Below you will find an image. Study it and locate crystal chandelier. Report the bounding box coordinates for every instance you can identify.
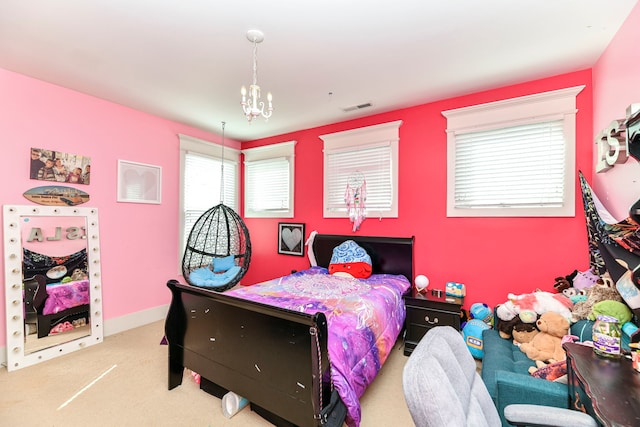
[240,29,273,122]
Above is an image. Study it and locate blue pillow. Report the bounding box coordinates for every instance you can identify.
[213,255,235,273]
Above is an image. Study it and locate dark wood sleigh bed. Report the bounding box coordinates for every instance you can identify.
[164,234,414,426]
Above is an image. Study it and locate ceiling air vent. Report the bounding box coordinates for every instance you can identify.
[342,102,373,113]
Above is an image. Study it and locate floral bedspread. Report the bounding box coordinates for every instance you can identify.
[225,266,410,427]
[43,279,90,315]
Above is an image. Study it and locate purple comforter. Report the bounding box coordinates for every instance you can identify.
[225,267,410,427]
[42,280,90,315]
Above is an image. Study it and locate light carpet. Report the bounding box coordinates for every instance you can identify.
[0,320,415,426]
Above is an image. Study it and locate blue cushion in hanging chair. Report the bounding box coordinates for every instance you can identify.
[188,266,243,288]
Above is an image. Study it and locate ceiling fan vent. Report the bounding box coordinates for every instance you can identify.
[342,102,373,112]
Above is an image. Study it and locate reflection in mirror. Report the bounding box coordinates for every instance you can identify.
[3,205,103,371]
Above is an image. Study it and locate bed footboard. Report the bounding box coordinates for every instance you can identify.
[165,279,331,427]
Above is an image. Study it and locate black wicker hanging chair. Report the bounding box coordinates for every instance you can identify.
[182,203,251,291]
[181,122,252,291]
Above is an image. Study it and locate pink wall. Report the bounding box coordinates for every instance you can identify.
[242,70,594,312]
[0,68,240,348]
[592,1,640,220]
[5,6,640,349]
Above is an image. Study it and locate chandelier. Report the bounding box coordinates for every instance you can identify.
[240,29,273,122]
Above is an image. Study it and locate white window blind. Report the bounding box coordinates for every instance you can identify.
[179,133,240,259]
[454,120,565,209]
[325,143,392,212]
[443,86,583,217]
[243,141,295,218]
[320,120,402,218]
[184,152,237,242]
[245,157,290,214]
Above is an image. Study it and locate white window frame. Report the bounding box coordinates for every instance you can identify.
[320,120,402,218]
[178,134,240,260]
[242,141,296,218]
[442,86,584,217]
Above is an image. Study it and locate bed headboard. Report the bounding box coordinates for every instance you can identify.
[311,234,415,282]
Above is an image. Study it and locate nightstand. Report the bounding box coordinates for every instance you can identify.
[403,288,464,356]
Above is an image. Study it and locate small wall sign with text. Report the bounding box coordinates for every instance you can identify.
[23,185,90,206]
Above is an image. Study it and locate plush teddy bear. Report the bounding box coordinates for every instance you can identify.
[570,279,623,323]
[519,311,570,362]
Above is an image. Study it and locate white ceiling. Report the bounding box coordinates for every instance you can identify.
[0,1,637,142]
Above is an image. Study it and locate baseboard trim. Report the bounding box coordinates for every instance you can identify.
[1,304,169,368]
[103,304,169,336]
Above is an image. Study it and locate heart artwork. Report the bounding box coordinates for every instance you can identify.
[121,168,159,201]
[281,227,302,251]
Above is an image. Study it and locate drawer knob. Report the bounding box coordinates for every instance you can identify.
[424,316,439,325]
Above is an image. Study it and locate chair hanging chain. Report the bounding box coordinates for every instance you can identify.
[220,121,225,204]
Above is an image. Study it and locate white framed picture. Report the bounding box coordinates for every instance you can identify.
[117,160,162,204]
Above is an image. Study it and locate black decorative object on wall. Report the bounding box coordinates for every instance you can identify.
[278,222,305,256]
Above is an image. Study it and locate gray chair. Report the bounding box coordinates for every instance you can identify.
[402,326,597,427]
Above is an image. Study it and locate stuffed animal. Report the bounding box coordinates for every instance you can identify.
[570,279,623,323]
[462,319,490,359]
[519,311,570,362]
[528,360,567,382]
[572,268,600,291]
[495,307,539,340]
[562,287,587,304]
[553,269,578,293]
[590,300,633,324]
[470,302,493,326]
[498,291,573,324]
[512,322,539,347]
[328,240,372,279]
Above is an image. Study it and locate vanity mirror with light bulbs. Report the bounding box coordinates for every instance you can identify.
[3,205,103,371]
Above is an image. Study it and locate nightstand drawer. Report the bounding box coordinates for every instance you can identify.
[403,291,463,356]
[406,306,460,340]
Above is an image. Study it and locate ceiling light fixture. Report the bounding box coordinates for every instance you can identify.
[240,29,273,122]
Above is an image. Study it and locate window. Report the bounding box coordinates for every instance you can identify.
[178,134,240,255]
[243,141,296,218]
[320,120,402,218]
[442,86,584,217]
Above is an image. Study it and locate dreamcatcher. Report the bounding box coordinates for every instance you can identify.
[345,171,366,231]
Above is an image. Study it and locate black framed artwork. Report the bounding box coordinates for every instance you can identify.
[278,222,305,256]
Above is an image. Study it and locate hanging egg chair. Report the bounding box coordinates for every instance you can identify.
[181,122,252,291]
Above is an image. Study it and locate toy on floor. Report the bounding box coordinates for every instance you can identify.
[462,318,490,359]
[519,311,570,362]
[470,302,493,326]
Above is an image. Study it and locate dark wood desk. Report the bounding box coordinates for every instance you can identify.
[564,342,640,427]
